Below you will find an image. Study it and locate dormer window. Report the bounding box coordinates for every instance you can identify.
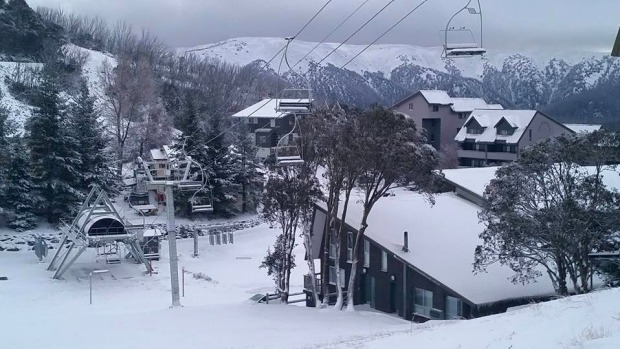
[497,129,514,136]
[432,105,439,112]
[467,127,483,135]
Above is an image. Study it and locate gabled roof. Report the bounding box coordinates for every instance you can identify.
[564,124,602,134]
[451,98,504,113]
[232,98,310,119]
[419,90,453,105]
[391,90,502,112]
[320,190,562,305]
[442,166,620,199]
[455,109,538,144]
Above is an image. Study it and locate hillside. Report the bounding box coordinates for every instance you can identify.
[182,37,620,124]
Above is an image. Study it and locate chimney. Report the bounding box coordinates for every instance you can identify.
[402,231,409,252]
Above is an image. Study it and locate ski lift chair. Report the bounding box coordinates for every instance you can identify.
[276,89,313,114]
[190,191,214,213]
[441,1,486,59]
[274,145,304,166]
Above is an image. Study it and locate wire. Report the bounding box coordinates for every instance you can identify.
[316,0,396,66]
[341,0,431,69]
[291,0,371,71]
[183,0,334,144]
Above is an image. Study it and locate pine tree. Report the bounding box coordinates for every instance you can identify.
[5,137,37,231]
[232,123,264,213]
[0,102,16,214]
[70,79,116,193]
[206,111,241,217]
[27,72,82,223]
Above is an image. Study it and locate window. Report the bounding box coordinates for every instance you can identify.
[467,127,483,135]
[446,296,464,319]
[329,266,345,287]
[363,239,370,267]
[458,112,467,119]
[498,128,513,136]
[529,129,532,141]
[414,288,434,317]
[381,250,388,272]
[408,102,414,110]
[270,119,276,128]
[346,231,354,262]
[329,237,337,260]
[432,105,439,112]
[158,164,167,169]
[250,117,258,124]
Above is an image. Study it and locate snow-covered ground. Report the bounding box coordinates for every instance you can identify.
[1,210,619,348]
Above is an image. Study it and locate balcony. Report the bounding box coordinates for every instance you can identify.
[304,273,322,293]
[457,149,518,162]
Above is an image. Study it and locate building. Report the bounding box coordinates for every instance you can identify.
[564,123,602,134]
[392,90,503,151]
[304,188,563,321]
[232,98,310,159]
[455,110,575,167]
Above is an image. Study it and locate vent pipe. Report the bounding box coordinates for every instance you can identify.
[402,231,409,252]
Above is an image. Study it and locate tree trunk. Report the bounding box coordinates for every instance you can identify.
[333,226,343,310]
[556,256,569,296]
[346,208,369,311]
[302,224,320,307]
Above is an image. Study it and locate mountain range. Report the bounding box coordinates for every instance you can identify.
[182,37,620,125]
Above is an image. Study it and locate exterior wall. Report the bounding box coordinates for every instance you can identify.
[238,114,298,159]
[393,93,466,152]
[306,206,474,322]
[518,112,573,152]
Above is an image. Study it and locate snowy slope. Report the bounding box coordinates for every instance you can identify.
[0,61,40,128]
[180,37,605,80]
[0,45,113,129]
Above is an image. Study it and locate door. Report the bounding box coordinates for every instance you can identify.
[389,281,397,313]
[369,276,376,308]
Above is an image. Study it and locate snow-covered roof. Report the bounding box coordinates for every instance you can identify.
[150,148,168,161]
[455,109,538,144]
[323,190,561,305]
[232,98,311,119]
[442,166,620,199]
[450,98,504,113]
[564,124,602,134]
[419,90,453,105]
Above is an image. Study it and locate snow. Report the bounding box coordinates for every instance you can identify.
[322,190,560,305]
[0,61,41,130]
[565,123,602,134]
[326,288,620,349]
[419,90,452,105]
[180,37,606,80]
[150,147,168,160]
[0,222,407,349]
[454,109,538,144]
[232,98,309,118]
[442,165,620,198]
[450,98,504,113]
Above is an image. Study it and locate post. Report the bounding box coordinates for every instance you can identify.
[182,267,185,297]
[193,230,199,258]
[89,269,109,305]
[166,182,182,308]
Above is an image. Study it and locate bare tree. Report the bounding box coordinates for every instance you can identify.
[100,56,156,178]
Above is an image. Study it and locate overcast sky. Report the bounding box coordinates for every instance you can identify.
[26,0,619,52]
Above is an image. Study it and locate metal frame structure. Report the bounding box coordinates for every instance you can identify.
[441,0,486,58]
[47,186,150,280]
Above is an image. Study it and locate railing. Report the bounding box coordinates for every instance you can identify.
[414,305,444,320]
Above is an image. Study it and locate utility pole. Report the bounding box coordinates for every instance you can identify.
[165,182,181,308]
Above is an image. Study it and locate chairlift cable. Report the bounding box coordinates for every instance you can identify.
[291,0,371,71]
[341,0,431,70]
[183,0,334,144]
[316,0,396,66]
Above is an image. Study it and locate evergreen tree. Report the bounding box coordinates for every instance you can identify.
[232,123,264,213]
[206,111,241,217]
[26,72,82,223]
[5,137,37,231]
[0,102,16,213]
[70,79,116,193]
